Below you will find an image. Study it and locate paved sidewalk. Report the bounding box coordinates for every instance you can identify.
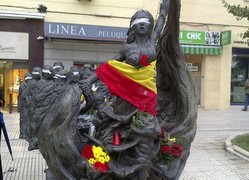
[1,106,249,180]
[181,106,249,180]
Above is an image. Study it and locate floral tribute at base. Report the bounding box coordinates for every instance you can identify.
[158,128,183,166]
[81,144,110,172]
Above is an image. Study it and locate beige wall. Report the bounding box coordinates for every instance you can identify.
[0,0,160,27]
[1,0,248,28]
[181,0,248,27]
[201,55,221,109]
[201,44,232,110]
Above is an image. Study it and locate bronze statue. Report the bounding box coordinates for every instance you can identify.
[53,62,64,73]
[68,65,81,84]
[18,72,32,140]
[27,67,42,150]
[34,0,197,179]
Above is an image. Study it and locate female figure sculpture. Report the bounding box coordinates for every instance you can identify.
[81,2,170,179]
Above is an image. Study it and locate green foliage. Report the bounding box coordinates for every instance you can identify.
[222,0,249,38]
[232,134,249,152]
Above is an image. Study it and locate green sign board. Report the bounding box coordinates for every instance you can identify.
[180,30,206,45]
[221,30,231,45]
[179,30,221,46]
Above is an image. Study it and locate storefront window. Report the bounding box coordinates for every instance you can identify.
[0,61,28,111]
[231,48,249,104]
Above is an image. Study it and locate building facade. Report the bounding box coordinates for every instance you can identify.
[0,0,248,110]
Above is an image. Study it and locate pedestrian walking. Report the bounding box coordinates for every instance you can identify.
[242,73,249,111]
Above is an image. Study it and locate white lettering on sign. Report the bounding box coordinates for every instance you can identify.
[186,63,192,67]
[186,63,198,72]
[188,66,198,72]
[48,24,86,36]
[187,33,201,40]
[98,31,127,39]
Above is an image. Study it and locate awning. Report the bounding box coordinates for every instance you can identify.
[181,45,223,55]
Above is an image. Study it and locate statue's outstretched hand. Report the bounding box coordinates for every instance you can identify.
[160,0,170,17]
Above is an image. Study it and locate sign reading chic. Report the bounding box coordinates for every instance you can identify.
[180,30,221,46]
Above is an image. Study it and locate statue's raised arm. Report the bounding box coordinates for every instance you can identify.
[151,0,170,42]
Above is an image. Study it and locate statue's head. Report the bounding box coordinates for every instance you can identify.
[55,69,68,83]
[130,10,154,32]
[126,10,154,43]
[68,65,80,84]
[80,64,94,80]
[24,72,32,82]
[31,67,42,80]
[42,65,55,80]
[53,62,64,73]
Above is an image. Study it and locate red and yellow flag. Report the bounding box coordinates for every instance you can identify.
[95,60,157,116]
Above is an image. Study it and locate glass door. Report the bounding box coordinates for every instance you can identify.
[231,56,249,104]
[0,61,28,112]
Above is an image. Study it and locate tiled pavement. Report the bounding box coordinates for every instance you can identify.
[1,106,249,180]
[181,106,249,180]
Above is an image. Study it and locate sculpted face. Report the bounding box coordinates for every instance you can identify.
[42,65,55,80]
[24,72,33,82]
[130,10,154,36]
[32,67,42,80]
[132,18,151,36]
[55,69,68,83]
[53,62,64,73]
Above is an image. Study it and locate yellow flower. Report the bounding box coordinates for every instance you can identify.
[88,158,96,165]
[169,137,176,143]
[98,157,106,163]
[105,156,110,162]
[91,146,110,163]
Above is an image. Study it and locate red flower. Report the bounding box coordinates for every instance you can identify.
[81,144,94,160]
[160,145,171,154]
[170,143,183,157]
[93,162,109,172]
[139,55,151,66]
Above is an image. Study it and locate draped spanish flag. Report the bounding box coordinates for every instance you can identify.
[95,60,157,116]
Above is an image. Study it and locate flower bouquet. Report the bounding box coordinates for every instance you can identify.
[81,144,110,173]
[157,128,183,166]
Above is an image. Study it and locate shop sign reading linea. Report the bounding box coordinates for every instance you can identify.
[45,22,128,41]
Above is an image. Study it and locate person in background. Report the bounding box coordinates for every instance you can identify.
[242,73,249,111]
